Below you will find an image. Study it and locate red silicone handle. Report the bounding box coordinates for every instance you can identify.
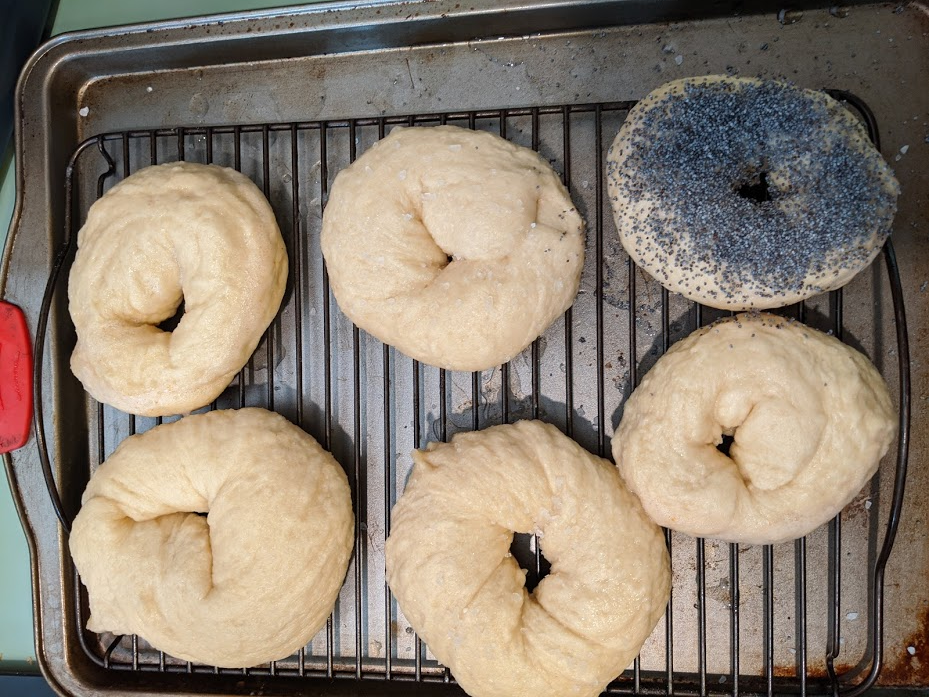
[0,301,32,453]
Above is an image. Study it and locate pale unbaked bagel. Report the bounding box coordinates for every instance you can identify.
[386,421,670,697]
[613,314,896,544]
[69,162,288,416]
[607,76,899,310]
[70,408,353,668]
[321,126,584,371]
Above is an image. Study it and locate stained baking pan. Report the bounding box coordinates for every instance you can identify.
[3,1,928,696]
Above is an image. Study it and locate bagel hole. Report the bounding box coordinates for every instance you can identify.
[445,254,454,266]
[717,433,736,457]
[510,533,552,593]
[157,299,185,333]
[736,171,771,203]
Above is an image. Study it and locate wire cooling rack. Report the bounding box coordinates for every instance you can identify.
[34,94,910,697]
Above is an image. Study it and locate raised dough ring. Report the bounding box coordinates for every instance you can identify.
[69,408,354,668]
[68,162,288,416]
[607,76,899,310]
[386,420,670,697]
[613,313,896,544]
[321,125,584,371]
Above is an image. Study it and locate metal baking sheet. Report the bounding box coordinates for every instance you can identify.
[3,1,927,695]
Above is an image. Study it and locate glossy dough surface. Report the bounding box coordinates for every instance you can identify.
[321,126,584,371]
[386,421,670,697]
[607,76,899,310]
[69,162,288,416]
[613,314,896,544]
[70,408,354,668]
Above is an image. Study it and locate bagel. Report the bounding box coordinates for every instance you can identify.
[613,313,896,544]
[607,76,899,310]
[69,408,353,668]
[385,420,670,697]
[321,125,584,371]
[68,162,288,416]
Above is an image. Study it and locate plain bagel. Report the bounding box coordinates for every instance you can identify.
[69,408,354,668]
[386,420,670,697]
[68,162,288,416]
[612,313,896,544]
[607,76,899,310]
[321,125,584,371]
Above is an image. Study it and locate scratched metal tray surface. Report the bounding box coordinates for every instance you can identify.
[3,2,928,696]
